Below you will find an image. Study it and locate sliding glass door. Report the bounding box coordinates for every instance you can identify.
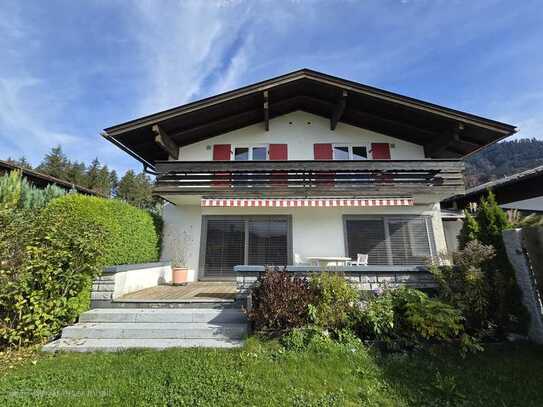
[344,216,435,266]
[202,216,290,278]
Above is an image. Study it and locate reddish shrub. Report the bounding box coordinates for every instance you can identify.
[247,267,314,332]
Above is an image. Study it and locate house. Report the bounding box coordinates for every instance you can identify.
[0,159,97,195]
[102,69,517,284]
[443,164,543,214]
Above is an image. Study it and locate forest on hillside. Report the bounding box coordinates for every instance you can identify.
[465,138,543,188]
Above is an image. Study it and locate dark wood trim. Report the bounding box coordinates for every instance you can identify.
[330,90,347,130]
[263,91,269,131]
[425,123,464,156]
[152,125,179,159]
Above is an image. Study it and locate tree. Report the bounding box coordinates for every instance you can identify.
[37,146,68,178]
[458,190,527,334]
[65,161,87,187]
[85,158,101,191]
[117,170,156,209]
[6,156,32,170]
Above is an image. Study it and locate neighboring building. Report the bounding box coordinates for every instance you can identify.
[0,159,97,196]
[103,69,516,282]
[443,165,543,214]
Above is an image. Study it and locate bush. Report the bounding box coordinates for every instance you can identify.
[356,288,472,352]
[430,241,495,334]
[0,193,162,348]
[0,207,104,347]
[308,272,359,331]
[0,170,66,210]
[280,326,333,352]
[457,191,528,334]
[43,194,162,266]
[247,268,314,332]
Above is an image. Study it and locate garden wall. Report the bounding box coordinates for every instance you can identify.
[235,265,436,293]
[91,262,172,308]
[503,228,543,344]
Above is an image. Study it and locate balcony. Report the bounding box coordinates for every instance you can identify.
[153,159,464,198]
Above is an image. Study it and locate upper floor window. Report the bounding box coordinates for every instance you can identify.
[333,145,368,160]
[234,146,268,161]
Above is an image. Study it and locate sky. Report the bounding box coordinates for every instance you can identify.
[1,0,542,175]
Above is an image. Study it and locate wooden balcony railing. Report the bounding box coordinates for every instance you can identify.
[153,160,464,197]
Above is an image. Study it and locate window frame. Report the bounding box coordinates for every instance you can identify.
[231,144,269,161]
[342,215,436,266]
[332,144,370,160]
[199,215,293,278]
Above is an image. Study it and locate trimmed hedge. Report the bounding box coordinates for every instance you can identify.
[43,194,162,267]
[0,194,162,347]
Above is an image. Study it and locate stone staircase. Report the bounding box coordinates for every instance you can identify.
[43,307,247,352]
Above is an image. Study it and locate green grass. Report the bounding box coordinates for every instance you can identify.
[1,339,542,406]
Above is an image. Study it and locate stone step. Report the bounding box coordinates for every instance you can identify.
[62,322,247,339]
[43,338,244,352]
[79,308,247,324]
[91,300,243,309]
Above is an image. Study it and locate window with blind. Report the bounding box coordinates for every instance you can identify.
[344,216,435,266]
[202,216,290,277]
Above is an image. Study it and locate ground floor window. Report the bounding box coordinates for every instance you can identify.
[344,216,436,266]
[201,216,291,277]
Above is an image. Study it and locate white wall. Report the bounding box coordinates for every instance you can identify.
[178,111,426,161]
[160,201,447,280]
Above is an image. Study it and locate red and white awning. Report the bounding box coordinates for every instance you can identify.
[201,198,414,208]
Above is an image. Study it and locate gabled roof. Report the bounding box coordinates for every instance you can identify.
[103,69,517,169]
[0,160,98,196]
[443,165,543,209]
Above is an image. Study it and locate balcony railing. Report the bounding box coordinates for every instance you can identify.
[153,159,464,197]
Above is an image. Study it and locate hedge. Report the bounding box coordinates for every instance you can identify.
[0,194,162,347]
[42,194,162,267]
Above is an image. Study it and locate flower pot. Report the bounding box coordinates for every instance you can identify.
[172,266,189,286]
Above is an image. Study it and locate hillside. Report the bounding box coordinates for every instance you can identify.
[465,138,543,188]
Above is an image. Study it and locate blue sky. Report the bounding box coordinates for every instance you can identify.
[1,0,542,174]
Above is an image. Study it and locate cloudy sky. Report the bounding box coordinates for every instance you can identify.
[1,0,542,174]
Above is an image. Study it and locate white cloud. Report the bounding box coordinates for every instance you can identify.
[130,1,256,114]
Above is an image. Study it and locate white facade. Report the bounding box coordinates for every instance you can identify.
[178,111,426,161]
[161,202,448,281]
[160,111,448,281]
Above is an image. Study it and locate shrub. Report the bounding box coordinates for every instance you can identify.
[430,241,495,334]
[0,193,162,348]
[356,288,471,352]
[308,272,359,331]
[247,268,314,332]
[0,207,104,347]
[43,194,162,266]
[0,170,65,210]
[457,191,528,334]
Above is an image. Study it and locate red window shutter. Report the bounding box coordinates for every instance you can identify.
[212,144,231,160]
[371,143,391,159]
[314,143,333,160]
[269,144,288,160]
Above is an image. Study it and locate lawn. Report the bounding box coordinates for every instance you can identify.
[1,340,542,406]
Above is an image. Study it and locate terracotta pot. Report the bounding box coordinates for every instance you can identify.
[172,266,189,285]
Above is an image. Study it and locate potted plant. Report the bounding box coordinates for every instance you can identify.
[171,229,193,286]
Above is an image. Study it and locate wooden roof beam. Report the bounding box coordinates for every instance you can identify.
[152,125,179,160]
[424,123,466,157]
[330,90,348,130]
[263,91,269,131]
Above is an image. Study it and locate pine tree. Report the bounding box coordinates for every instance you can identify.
[96,165,113,197]
[458,210,479,249]
[65,161,87,187]
[37,146,68,179]
[86,158,101,191]
[6,156,32,170]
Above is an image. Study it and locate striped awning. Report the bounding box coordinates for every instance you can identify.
[201,198,414,208]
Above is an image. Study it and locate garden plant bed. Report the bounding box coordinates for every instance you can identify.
[1,339,543,406]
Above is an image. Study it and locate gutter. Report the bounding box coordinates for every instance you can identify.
[100,131,157,175]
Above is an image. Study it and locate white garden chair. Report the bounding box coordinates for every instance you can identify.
[349,253,368,266]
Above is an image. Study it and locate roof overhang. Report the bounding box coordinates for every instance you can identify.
[103,69,517,170]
